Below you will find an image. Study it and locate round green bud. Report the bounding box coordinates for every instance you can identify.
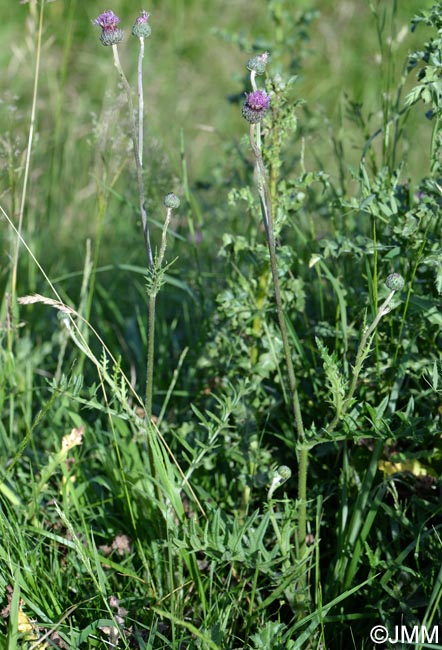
[277,465,292,481]
[267,464,292,498]
[100,28,124,46]
[385,273,405,291]
[164,193,180,209]
[132,11,151,38]
[247,52,269,75]
[132,23,151,38]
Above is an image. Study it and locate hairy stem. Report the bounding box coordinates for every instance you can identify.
[249,127,304,439]
[249,123,308,568]
[111,43,162,508]
[137,37,145,167]
[145,294,156,420]
[111,44,153,268]
[145,207,173,420]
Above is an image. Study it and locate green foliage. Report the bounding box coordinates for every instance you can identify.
[315,337,348,419]
[406,9,442,176]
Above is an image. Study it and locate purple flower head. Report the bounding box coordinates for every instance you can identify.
[93,10,124,46]
[242,90,271,124]
[245,90,270,111]
[132,10,152,38]
[135,10,150,25]
[93,10,121,30]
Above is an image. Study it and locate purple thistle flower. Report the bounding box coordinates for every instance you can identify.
[132,10,152,38]
[135,10,150,25]
[242,90,271,124]
[246,90,270,110]
[93,10,121,30]
[93,10,124,46]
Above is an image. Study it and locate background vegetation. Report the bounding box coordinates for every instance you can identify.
[0,0,441,648]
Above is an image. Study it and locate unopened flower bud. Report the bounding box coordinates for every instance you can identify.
[100,29,124,46]
[247,52,269,75]
[164,193,180,209]
[277,465,292,482]
[385,273,405,291]
[132,10,151,38]
[242,90,271,124]
[268,465,292,499]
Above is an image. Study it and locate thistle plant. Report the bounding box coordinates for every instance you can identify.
[2,3,440,646]
[93,10,153,268]
[242,51,308,565]
[242,52,406,600]
[92,12,179,476]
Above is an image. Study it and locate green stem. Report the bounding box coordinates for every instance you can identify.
[430,114,441,175]
[393,224,429,364]
[248,128,304,437]
[145,294,156,421]
[145,207,172,419]
[9,0,44,352]
[326,290,396,437]
[111,42,163,511]
[111,44,153,407]
[372,216,380,373]
[249,121,308,577]
[297,445,309,559]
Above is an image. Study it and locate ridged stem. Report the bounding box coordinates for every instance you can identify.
[145,207,172,419]
[145,294,156,420]
[249,122,308,570]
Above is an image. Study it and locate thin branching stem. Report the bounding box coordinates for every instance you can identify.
[326,290,396,437]
[111,42,156,422]
[111,44,153,268]
[111,41,160,506]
